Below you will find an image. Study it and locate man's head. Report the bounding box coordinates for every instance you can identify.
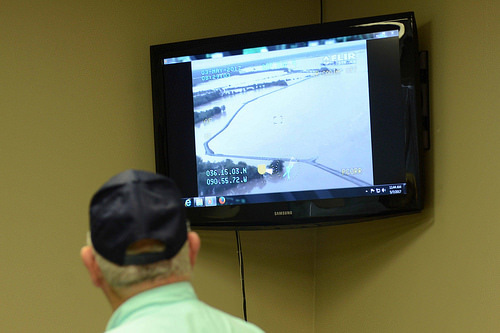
[81,170,200,308]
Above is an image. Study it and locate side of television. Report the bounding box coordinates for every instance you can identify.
[150,12,429,229]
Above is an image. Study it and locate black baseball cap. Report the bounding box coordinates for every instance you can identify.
[89,169,187,266]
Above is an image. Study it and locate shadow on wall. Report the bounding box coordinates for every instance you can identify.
[315,207,434,302]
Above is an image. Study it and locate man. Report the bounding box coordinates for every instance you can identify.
[81,169,264,332]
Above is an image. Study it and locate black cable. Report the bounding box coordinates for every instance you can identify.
[235,230,248,321]
[320,0,324,24]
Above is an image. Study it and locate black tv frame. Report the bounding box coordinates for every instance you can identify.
[151,12,428,229]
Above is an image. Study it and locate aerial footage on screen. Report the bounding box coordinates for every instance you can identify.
[176,37,380,198]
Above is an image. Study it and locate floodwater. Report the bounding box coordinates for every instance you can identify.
[194,66,374,196]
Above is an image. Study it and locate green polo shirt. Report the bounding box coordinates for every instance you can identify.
[105,281,264,332]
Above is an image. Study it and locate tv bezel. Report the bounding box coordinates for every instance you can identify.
[151,12,425,229]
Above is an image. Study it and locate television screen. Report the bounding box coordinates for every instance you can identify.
[151,12,426,229]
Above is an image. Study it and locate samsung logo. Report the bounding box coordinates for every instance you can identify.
[274,210,293,216]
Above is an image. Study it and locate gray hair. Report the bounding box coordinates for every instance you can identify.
[87,234,192,291]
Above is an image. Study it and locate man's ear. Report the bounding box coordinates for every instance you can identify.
[80,246,105,288]
[187,231,201,268]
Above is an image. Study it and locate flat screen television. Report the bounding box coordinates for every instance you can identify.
[151,12,427,229]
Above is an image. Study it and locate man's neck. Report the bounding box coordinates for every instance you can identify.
[107,275,191,311]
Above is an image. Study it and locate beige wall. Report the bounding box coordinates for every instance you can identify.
[316,0,500,332]
[1,0,499,332]
[0,1,317,332]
